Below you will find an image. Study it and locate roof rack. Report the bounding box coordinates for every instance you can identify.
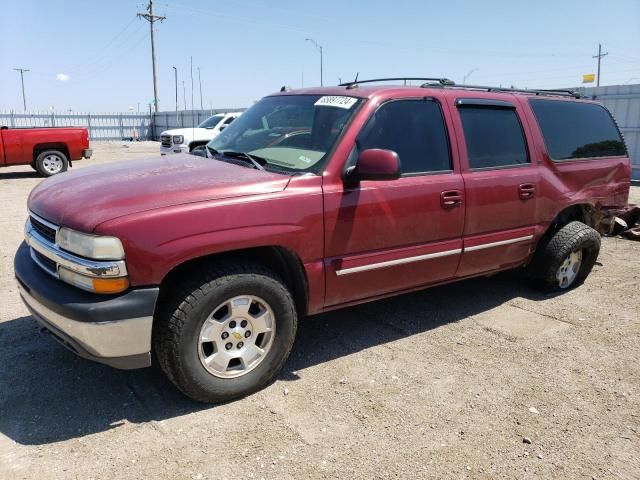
[339,77,455,89]
[336,77,580,98]
[450,84,581,98]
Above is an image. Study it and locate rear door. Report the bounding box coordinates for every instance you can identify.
[449,95,540,277]
[323,97,465,306]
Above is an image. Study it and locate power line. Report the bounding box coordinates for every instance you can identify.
[71,29,149,81]
[13,68,29,111]
[137,0,165,112]
[593,43,608,87]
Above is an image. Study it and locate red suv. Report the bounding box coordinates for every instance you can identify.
[15,78,631,402]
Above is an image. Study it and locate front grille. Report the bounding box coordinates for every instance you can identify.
[161,135,172,147]
[33,249,57,275]
[30,215,57,243]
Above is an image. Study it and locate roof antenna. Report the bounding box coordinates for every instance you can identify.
[346,72,359,90]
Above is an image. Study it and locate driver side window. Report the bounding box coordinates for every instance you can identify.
[358,99,452,175]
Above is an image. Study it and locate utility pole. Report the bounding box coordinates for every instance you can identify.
[172,66,178,122]
[198,67,203,110]
[593,43,608,87]
[13,68,29,111]
[190,56,195,122]
[137,1,165,112]
[305,38,323,87]
[182,80,186,111]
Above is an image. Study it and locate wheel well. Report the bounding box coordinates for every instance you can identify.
[188,141,208,151]
[538,204,598,249]
[159,246,309,315]
[551,204,597,230]
[33,143,69,162]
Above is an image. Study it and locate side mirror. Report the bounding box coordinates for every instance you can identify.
[190,145,208,157]
[346,148,400,184]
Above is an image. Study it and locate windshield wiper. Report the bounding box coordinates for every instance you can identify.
[220,150,266,171]
[206,145,219,158]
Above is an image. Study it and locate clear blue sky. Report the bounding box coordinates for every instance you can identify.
[1,0,639,112]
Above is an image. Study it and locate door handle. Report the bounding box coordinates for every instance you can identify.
[441,190,463,209]
[518,183,536,200]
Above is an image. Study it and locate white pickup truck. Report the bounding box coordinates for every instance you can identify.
[160,112,243,155]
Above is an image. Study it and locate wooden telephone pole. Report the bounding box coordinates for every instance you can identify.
[593,43,608,88]
[137,1,165,112]
[13,67,29,111]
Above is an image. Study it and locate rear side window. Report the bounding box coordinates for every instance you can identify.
[358,99,451,174]
[529,99,626,160]
[458,106,529,169]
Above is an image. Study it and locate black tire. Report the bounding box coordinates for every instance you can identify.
[527,221,601,292]
[30,162,37,171]
[35,150,68,177]
[153,262,297,403]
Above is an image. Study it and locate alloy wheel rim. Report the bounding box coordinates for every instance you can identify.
[198,295,276,378]
[556,248,583,289]
[42,154,63,174]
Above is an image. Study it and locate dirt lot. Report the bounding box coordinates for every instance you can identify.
[0,142,639,479]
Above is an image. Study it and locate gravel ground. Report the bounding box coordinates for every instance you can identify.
[1,142,639,479]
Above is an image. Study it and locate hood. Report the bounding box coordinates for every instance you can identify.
[161,127,211,138]
[28,154,291,232]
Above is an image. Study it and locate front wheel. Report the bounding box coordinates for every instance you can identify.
[527,221,601,292]
[153,263,297,403]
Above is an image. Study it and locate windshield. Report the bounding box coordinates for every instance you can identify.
[199,115,225,129]
[208,95,362,173]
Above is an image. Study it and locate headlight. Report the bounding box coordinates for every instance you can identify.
[56,227,125,260]
[172,135,184,145]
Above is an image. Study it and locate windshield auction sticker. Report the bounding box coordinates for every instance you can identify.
[314,96,358,109]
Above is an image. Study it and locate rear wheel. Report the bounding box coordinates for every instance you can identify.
[35,150,68,177]
[527,221,600,292]
[153,263,297,403]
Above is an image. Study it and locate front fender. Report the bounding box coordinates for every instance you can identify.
[94,175,325,287]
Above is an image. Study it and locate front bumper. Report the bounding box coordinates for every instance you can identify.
[82,148,92,159]
[14,242,159,369]
[160,144,188,155]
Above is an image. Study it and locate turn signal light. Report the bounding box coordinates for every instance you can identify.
[92,277,130,294]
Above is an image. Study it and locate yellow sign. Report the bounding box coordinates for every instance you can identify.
[583,74,595,83]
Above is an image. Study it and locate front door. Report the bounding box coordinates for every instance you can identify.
[323,97,465,307]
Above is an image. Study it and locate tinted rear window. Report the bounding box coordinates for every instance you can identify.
[529,99,626,160]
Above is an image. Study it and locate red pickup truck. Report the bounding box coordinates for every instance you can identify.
[15,79,630,403]
[0,126,91,176]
